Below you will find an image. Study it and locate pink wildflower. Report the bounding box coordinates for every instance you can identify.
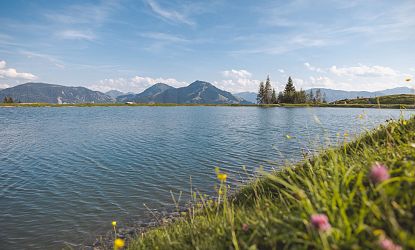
[310,214,331,232]
[242,223,249,232]
[369,163,390,184]
[379,238,402,250]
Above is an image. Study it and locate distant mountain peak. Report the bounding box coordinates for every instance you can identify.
[152,82,172,88]
[105,90,126,99]
[189,80,212,87]
[116,81,251,104]
[141,83,174,95]
[21,82,61,87]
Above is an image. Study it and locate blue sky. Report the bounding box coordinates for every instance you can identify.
[0,0,414,93]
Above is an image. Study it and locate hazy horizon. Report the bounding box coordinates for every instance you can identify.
[1,80,414,95]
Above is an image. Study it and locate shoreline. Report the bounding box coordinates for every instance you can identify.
[83,206,193,250]
[1,103,414,109]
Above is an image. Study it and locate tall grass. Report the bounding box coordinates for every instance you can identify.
[127,117,415,250]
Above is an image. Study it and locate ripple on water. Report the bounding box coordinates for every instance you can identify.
[0,107,413,249]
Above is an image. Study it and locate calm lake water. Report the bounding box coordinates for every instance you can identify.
[0,106,413,249]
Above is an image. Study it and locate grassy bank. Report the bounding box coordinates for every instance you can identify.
[125,117,415,250]
[333,94,415,105]
[1,102,415,109]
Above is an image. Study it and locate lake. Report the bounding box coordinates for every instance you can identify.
[0,106,413,249]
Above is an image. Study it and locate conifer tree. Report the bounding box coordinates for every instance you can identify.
[284,77,296,92]
[283,77,296,103]
[271,88,277,104]
[3,96,13,103]
[277,91,284,103]
[323,93,327,103]
[257,82,265,104]
[295,89,307,104]
[264,75,272,104]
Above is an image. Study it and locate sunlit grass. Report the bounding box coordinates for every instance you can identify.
[126,116,415,250]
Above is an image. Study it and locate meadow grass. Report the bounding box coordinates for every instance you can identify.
[333,94,415,105]
[126,117,415,250]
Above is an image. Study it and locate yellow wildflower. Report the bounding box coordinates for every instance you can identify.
[112,221,117,227]
[214,166,220,174]
[114,238,125,250]
[373,229,385,236]
[286,135,292,139]
[217,173,227,181]
[344,132,349,137]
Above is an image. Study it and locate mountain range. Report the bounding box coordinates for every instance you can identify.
[116,81,251,104]
[0,81,251,104]
[116,83,174,103]
[0,82,114,104]
[1,81,412,104]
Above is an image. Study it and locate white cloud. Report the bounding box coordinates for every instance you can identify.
[304,62,324,73]
[291,77,305,89]
[215,69,264,93]
[89,75,187,93]
[301,74,413,92]
[292,75,358,90]
[145,0,195,26]
[140,32,189,43]
[0,83,10,89]
[222,69,252,79]
[329,64,398,77]
[0,60,37,80]
[214,78,261,94]
[278,69,285,73]
[297,62,413,90]
[308,76,337,88]
[57,30,96,41]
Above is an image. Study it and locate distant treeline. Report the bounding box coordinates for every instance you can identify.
[3,96,14,103]
[256,76,327,104]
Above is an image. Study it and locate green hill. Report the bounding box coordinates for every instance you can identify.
[332,94,415,105]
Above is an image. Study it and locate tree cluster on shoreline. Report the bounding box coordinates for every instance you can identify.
[3,96,14,103]
[256,76,327,104]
